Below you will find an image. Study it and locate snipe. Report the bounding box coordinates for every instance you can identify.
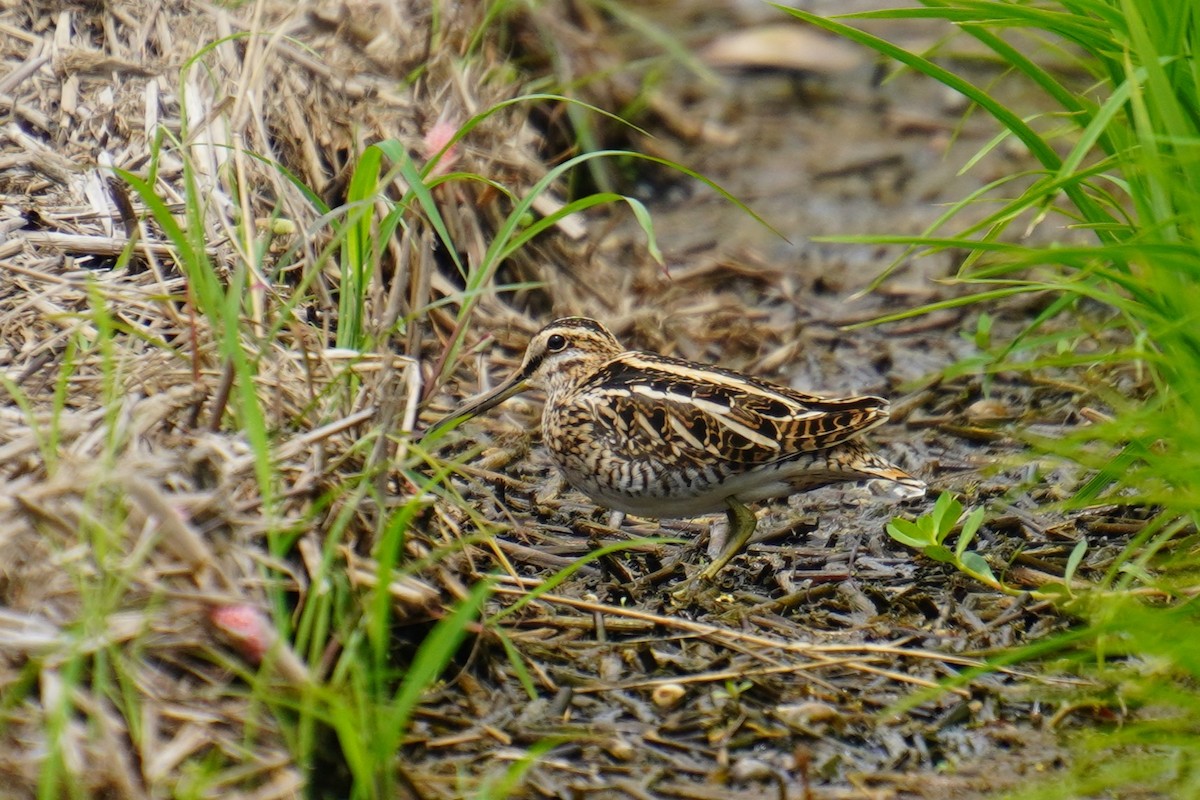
[433,317,925,580]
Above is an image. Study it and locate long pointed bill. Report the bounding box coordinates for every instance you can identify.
[426,371,529,437]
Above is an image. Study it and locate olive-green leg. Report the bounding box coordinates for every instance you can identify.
[698,498,757,581]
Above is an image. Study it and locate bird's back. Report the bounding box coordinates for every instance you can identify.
[569,349,890,468]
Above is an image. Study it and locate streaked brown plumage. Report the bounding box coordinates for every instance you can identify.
[434,317,925,579]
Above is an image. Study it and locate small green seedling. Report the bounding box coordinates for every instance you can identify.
[887,492,1000,590]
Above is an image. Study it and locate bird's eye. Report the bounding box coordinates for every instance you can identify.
[547,333,568,352]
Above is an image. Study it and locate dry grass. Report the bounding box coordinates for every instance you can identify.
[0,1,1145,798]
[0,0,549,795]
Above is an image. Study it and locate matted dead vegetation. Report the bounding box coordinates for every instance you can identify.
[0,1,1152,798]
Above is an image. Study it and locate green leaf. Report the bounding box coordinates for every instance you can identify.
[973,312,993,350]
[1036,582,1071,599]
[924,544,956,564]
[930,492,962,539]
[956,507,987,558]
[620,195,664,264]
[1064,539,1088,585]
[887,519,931,549]
[1117,562,1154,584]
[959,552,998,586]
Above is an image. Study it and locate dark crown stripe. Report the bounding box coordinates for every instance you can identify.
[549,317,615,336]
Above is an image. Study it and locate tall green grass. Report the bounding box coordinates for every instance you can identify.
[781,0,1200,794]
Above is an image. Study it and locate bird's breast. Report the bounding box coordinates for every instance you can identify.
[539,394,738,517]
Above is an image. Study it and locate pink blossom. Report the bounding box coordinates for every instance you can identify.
[423,120,460,177]
[210,604,275,664]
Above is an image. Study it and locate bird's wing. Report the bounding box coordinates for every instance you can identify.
[580,352,889,470]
